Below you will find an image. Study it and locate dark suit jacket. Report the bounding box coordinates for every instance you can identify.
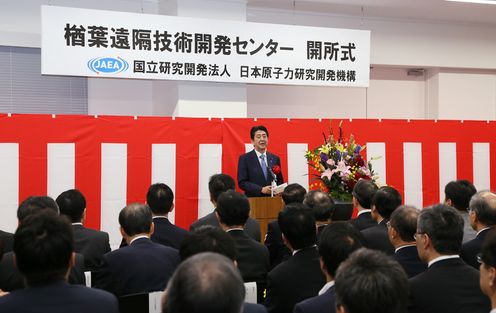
[408,258,491,313]
[72,224,111,271]
[394,245,427,278]
[461,228,491,270]
[0,280,118,313]
[264,246,326,313]
[190,212,262,242]
[264,221,291,269]
[94,237,179,297]
[361,219,394,255]
[238,150,284,197]
[293,285,335,313]
[244,302,268,313]
[0,230,13,255]
[120,217,189,249]
[349,211,376,231]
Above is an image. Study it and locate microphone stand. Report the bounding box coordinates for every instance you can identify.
[268,167,277,197]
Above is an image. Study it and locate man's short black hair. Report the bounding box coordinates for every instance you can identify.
[445,179,477,211]
[417,204,464,255]
[281,183,307,205]
[318,222,363,277]
[216,190,250,227]
[335,248,408,313]
[480,228,496,267]
[147,183,174,215]
[14,210,73,286]
[118,203,153,236]
[278,203,316,250]
[208,174,235,203]
[352,179,378,209]
[163,252,245,313]
[17,196,59,223]
[250,125,269,140]
[179,225,237,262]
[56,189,86,223]
[304,190,335,222]
[389,205,420,242]
[372,186,402,219]
[469,191,496,226]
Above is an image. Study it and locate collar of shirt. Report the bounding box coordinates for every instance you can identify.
[129,235,149,245]
[226,228,244,232]
[254,149,267,166]
[318,281,335,296]
[292,244,317,256]
[477,227,491,236]
[357,209,371,216]
[71,222,83,226]
[490,308,496,313]
[428,255,459,268]
[153,216,168,220]
[395,244,417,254]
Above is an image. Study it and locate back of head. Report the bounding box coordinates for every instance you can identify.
[163,252,245,313]
[318,222,363,277]
[179,225,237,262]
[445,179,477,211]
[119,203,153,236]
[208,174,235,203]
[335,248,408,313]
[418,204,464,255]
[304,190,335,222]
[14,210,73,286]
[469,191,496,227]
[282,183,307,204]
[216,190,250,227]
[389,205,420,242]
[56,189,86,223]
[250,125,269,139]
[372,186,402,219]
[278,203,316,249]
[17,196,59,223]
[352,179,378,209]
[147,183,174,215]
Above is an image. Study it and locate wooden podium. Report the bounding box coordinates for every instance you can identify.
[249,196,284,241]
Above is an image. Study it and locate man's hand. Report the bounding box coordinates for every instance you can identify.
[261,186,272,195]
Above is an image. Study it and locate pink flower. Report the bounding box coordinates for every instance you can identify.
[321,168,336,180]
[326,159,335,166]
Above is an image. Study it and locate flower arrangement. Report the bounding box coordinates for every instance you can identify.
[305,121,378,202]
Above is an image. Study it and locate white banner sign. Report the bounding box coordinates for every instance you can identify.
[41,6,370,87]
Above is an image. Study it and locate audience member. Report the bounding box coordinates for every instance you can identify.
[281,183,307,205]
[461,191,496,269]
[335,248,408,313]
[294,222,363,313]
[56,189,110,271]
[361,186,401,255]
[479,229,496,312]
[445,179,477,242]
[190,173,261,242]
[264,203,326,313]
[303,190,335,239]
[349,179,378,231]
[94,203,180,297]
[409,204,490,313]
[0,211,118,313]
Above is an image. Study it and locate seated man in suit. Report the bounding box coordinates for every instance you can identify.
[335,248,408,313]
[0,196,86,291]
[216,191,269,291]
[479,229,496,312]
[265,183,306,268]
[190,173,261,242]
[461,191,496,269]
[56,189,111,271]
[294,222,363,313]
[238,125,284,197]
[349,179,378,231]
[94,203,180,297]
[0,211,118,313]
[409,204,490,313]
[264,203,326,313]
[303,190,335,240]
[387,205,426,278]
[444,179,477,243]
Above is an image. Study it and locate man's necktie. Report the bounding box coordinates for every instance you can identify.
[260,154,268,181]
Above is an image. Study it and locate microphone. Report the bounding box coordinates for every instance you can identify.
[268,166,277,197]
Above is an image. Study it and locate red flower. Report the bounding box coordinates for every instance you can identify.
[272,165,281,175]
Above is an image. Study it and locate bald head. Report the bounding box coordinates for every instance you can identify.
[469,191,496,228]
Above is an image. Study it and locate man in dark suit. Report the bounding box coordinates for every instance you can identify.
[216,190,269,289]
[0,211,118,313]
[479,229,496,312]
[264,203,326,313]
[56,189,111,271]
[445,179,477,243]
[388,205,426,278]
[190,173,261,242]
[237,125,284,197]
[94,203,180,297]
[294,222,363,313]
[303,190,335,241]
[408,204,490,313]
[361,186,401,255]
[461,191,496,269]
[349,179,378,231]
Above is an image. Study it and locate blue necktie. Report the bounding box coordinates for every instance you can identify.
[260,154,268,181]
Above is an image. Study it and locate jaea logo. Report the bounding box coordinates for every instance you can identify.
[87,57,129,74]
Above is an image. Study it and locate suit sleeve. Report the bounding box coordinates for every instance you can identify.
[68,253,87,286]
[238,154,264,196]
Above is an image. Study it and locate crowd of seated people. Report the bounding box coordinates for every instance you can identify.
[1,175,496,313]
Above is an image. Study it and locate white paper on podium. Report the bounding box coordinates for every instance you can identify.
[272,183,288,195]
[149,291,164,313]
[84,271,91,287]
[244,282,257,303]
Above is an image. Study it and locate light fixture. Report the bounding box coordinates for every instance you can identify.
[445,0,496,5]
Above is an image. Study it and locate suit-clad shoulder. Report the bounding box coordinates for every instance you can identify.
[72,225,110,270]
